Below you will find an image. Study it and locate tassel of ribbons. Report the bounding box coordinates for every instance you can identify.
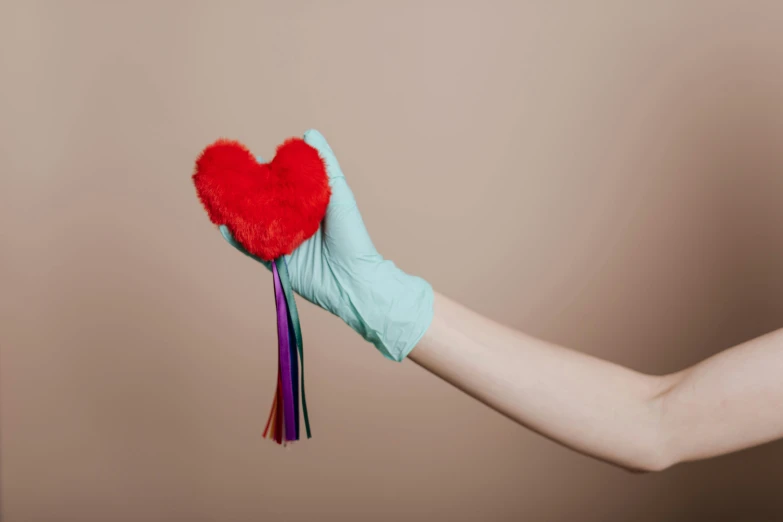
[263,257,312,444]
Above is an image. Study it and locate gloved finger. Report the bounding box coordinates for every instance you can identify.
[303,129,355,207]
[302,130,377,254]
[303,129,343,180]
[219,225,272,270]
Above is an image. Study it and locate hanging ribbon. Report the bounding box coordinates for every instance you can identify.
[262,257,312,444]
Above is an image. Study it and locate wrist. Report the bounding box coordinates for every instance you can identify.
[341,259,434,362]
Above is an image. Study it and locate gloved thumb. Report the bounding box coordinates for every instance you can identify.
[303,129,377,255]
[303,129,356,208]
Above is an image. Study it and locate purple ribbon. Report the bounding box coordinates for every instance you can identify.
[273,261,297,441]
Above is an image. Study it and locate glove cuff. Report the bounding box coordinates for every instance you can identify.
[340,260,434,362]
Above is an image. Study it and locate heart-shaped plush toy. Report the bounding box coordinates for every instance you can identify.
[193,137,331,261]
[192,136,329,444]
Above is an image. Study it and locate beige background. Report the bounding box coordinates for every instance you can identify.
[2,1,783,521]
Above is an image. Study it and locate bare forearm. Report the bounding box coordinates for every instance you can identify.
[408,291,783,471]
[409,292,670,471]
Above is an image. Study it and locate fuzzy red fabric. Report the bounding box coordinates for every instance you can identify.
[193,138,331,261]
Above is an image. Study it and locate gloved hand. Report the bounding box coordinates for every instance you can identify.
[219,129,434,362]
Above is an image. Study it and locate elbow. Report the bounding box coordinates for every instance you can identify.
[595,434,677,473]
[623,453,674,474]
[638,438,680,473]
[611,447,675,474]
[592,452,673,475]
[624,375,679,474]
[620,398,679,473]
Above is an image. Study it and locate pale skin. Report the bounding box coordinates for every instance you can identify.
[408,292,783,472]
[221,131,783,473]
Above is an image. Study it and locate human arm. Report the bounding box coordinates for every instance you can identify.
[221,129,783,472]
[409,292,783,472]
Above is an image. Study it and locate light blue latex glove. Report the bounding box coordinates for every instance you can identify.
[219,129,434,362]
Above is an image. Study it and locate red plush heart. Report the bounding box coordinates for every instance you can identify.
[193,138,331,261]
